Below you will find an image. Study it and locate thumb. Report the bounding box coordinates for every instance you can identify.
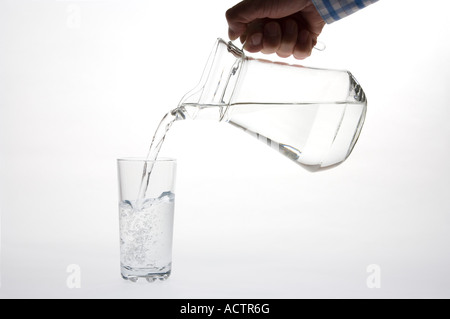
[226,0,310,40]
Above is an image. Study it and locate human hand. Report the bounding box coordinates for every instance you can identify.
[226,0,325,59]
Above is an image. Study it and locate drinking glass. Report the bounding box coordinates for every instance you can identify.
[117,158,176,282]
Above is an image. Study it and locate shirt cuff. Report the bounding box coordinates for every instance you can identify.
[311,0,379,24]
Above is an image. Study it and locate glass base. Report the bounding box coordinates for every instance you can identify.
[121,265,171,283]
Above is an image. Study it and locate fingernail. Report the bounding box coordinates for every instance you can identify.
[250,33,262,46]
[229,29,237,40]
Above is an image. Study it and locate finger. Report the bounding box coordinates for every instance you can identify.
[239,19,264,45]
[261,21,282,54]
[243,20,264,53]
[240,34,247,45]
[226,0,310,40]
[293,29,313,60]
[226,0,262,40]
[277,18,298,58]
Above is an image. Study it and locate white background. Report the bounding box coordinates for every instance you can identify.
[1,0,450,298]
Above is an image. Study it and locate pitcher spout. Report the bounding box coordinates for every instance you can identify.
[175,38,245,121]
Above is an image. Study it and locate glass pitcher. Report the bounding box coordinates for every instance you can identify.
[173,38,367,171]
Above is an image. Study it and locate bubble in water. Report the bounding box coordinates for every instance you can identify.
[119,193,175,271]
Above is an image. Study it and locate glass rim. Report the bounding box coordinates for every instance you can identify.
[117,157,176,163]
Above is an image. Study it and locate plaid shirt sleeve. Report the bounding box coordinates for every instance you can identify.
[311,0,379,24]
